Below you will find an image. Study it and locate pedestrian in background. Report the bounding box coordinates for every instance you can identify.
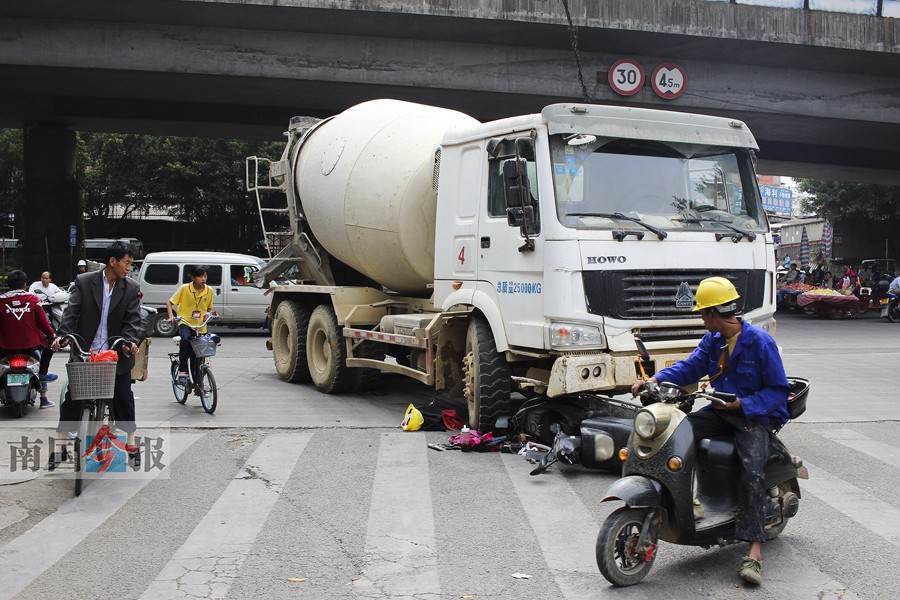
[27,271,60,386]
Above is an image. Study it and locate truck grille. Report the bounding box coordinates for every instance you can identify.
[582,270,767,319]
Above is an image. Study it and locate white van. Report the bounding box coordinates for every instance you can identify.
[138,251,271,336]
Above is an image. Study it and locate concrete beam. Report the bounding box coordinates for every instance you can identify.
[1,1,899,183]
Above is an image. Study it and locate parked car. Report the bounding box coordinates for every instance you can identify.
[138,251,271,336]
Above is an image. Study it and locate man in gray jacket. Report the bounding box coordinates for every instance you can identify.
[50,241,143,469]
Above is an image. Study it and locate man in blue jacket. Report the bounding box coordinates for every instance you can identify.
[631,276,789,586]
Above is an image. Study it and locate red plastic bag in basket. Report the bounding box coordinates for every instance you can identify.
[90,350,119,363]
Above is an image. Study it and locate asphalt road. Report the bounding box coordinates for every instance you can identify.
[0,309,898,599]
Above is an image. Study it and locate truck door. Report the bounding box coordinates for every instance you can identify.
[476,136,545,348]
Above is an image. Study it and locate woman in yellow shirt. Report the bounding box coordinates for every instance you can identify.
[166,265,214,377]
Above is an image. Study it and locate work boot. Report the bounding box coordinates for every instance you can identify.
[740,556,762,585]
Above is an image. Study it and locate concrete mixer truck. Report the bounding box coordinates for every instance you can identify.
[247,99,777,432]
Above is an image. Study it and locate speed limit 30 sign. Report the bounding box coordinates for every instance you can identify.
[608,59,644,96]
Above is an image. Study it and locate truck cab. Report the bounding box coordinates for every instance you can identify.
[434,104,774,396]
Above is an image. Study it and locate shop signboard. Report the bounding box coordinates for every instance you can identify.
[760,185,792,216]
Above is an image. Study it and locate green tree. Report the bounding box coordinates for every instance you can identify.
[799,179,900,260]
[798,179,900,222]
[75,132,282,252]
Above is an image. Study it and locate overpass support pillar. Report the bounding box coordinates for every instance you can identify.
[22,123,81,285]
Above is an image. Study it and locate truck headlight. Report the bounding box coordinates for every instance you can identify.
[549,322,605,350]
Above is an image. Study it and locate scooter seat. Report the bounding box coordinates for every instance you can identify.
[698,436,738,465]
[698,436,785,466]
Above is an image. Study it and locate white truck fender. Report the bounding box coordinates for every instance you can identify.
[468,289,510,353]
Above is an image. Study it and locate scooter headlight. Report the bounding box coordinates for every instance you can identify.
[634,409,658,439]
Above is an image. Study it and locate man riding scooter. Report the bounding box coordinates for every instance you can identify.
[631,276,790,585]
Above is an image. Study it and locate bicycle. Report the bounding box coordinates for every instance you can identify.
[169,314,220,414]
[58,334,132,497]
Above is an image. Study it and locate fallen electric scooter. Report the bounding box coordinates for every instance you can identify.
[505,392,638,475]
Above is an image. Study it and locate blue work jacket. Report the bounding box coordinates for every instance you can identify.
[653,322,791,427]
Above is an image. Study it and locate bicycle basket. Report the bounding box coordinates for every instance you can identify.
[189,335,218,358]
[66,361,117,401]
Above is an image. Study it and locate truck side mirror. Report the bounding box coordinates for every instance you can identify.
[507,205,535,228]
[503,159,531,210]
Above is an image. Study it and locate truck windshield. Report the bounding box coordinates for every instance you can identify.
[551,137,767,234]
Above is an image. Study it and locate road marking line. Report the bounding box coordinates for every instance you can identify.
[502,454,598,599]
[816,428,900,470]
[802,461,900,550]
[353,431,440,598]
[139,432,310,599]
[0,432,203,600]
[763,538,862,600]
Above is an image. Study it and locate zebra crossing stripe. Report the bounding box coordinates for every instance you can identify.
[139,432,310,599]
[802,461,900,550]
[353,431,440,598]
[501,454,598,599]
[816,428,900,470]
[0,433,203,600]
[763,539,862,600]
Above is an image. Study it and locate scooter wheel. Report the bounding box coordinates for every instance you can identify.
[596,507,657,586]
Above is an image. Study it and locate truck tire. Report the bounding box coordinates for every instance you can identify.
[153,313,176,337]
[464,315,511,432]
[306,305,355,393]
[272,300,312,383]
[349,342,385,393]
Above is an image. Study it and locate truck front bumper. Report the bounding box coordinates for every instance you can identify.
[546,350,688,397]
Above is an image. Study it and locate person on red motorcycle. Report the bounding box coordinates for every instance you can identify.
[0,270,56,408]
[631,276,790,585]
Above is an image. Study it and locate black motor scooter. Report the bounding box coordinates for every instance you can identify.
[595,340,810,586]
[0,349,41,418]
[504,393,638,475]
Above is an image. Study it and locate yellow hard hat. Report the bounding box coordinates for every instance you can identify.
[693,277,740,312]
[401,404,424,431]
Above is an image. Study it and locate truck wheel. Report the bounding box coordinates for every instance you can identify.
[349,342,384,393]
[306,305,354,393]
[272,300,312,383]
[463,315,511,432]
[153,313,176,337]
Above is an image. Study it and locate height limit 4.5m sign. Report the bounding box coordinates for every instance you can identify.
[651,62,687,99]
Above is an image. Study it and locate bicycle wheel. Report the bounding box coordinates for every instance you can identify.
[198,366,217,414]
[74,403,91,497]
[171,360,188,404]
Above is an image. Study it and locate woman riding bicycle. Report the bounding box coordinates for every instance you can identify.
[167,265,214,379]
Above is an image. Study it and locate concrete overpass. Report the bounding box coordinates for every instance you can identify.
[1,0,899,184]
[2,0,900,184]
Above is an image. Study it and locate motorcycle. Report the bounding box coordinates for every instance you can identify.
[0,350,42,417]
[36,289,70,330]
[595,339,810,587]
[880,291,900,323]
[507,393,637,476]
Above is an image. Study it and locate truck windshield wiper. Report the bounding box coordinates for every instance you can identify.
[672,216,757,242]
[568,212,667,240]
